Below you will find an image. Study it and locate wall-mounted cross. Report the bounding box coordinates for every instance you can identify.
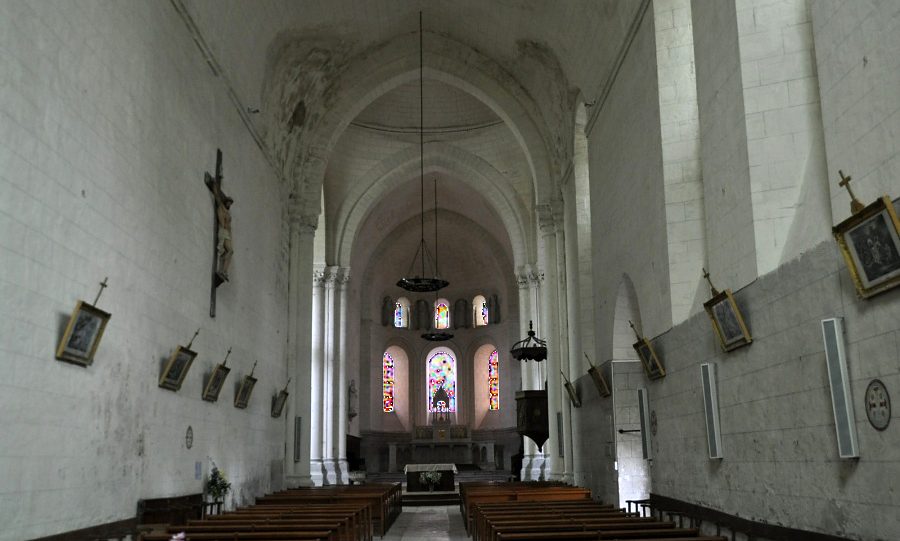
[838,170,865,215]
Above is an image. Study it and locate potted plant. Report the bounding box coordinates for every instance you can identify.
[206,466,231,504]
[418,471,442,492]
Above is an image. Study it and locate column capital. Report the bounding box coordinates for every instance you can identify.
[323,265,341,288]
[528,269,545,286]
[288,200,318,235]
[336,267,351,288]
[313,265,327,286]
[535,200,563,235]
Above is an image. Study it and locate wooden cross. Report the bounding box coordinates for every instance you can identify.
[93,277,109,306]
[204,149,232,317]
[628,320,641,340]
[702,268,719,296]
[838,170,865,215]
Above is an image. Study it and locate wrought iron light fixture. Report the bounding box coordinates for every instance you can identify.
[398,12,448,294]
[510,320,547,362]
[422,180,453,342]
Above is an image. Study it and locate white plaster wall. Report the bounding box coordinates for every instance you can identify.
[737,0,832,273]
[0,2,287,539]
[655,0,707,324]
[589,11,673,361]
[692,0,759,289]
[647,240,900,540]
[812,0,900,223]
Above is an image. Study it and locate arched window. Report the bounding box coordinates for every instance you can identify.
[488,349,500,410]
[393,297,410,328]
[434,299,450,330]
[382,351,395,412]
[426,349,457,412]
[473,294,489,326]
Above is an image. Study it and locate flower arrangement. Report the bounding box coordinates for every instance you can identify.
[418,471,442,490]
[206,467,231,501]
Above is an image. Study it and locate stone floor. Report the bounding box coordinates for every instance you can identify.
[382,505,468,541]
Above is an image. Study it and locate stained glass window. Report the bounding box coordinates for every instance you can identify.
[488,349,500,410]
[383,352,394,412]
[427,350,457,412]
[393,297,410,328]
[434,300,450,330]
[473,295,488,327]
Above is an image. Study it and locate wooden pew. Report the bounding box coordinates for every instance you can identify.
[258,483,400,536]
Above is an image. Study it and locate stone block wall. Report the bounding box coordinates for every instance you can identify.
[648,241,900,540]
[812,0,900,223]
[0,2,288,539]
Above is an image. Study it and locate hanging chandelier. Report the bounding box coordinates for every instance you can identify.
[397,12,449,294]
[422,178,453,342]
[510,321,548,362]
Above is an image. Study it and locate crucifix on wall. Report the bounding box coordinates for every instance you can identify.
[204,149,233,317]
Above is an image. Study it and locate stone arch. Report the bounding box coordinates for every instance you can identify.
[612,273,643,361]
[274,32,555,219]
[334,142,532,267]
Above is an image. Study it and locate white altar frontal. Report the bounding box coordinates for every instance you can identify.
[404,463,458,492]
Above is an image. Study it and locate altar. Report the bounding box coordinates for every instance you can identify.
[404,463,457,492]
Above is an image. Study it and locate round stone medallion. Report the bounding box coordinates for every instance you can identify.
[864,379,891,431]
[185,425,194,449]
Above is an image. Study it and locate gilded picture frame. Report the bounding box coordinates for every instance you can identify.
[634,337,665,380]
[202,363,231,402]
[271,389,289,418]
[56,300,111,366]
[234,374,257,409]
[833,195,900,299]
[159,345,197,391]
[703,289,752,352]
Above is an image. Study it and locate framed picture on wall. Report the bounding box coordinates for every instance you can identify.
[234,373,257,409]
[833,195,900,299]
[202,363,231,402]
[587,364,611,398]
[633,337,665,380]
[271,390,289,418]
[159,345,197,391]
[703,289,752,352]
[56,301,111,366]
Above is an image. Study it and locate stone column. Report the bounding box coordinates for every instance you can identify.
[335,267,350,484]
[537,203,564,481]
[519,265,548,481]
[309,265,326,485]
[562,176,584,485]
[285,207,317,487]
[322,266,339,484]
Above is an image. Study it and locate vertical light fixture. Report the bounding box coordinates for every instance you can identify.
[423,177,453,341]
[398,12,449,294]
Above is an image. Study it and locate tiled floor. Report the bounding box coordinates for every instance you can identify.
[382,505,469,541]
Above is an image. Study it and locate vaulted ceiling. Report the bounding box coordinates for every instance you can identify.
[182,0,642,276]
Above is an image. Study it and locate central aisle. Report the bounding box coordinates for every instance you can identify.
[382,505,468,541]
